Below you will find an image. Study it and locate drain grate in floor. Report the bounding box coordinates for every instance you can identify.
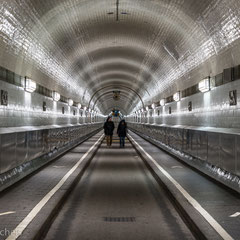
[103,217,136,222]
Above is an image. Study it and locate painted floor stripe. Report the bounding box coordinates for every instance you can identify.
[52,166,65,169]
[230,212,240,218]
[171,166,183,169]
[6,134,104,240]
[0,211,15,216]
[128,134,234,240]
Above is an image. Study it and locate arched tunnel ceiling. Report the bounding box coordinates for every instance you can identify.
[91,89,143,114]
[1,0,240,114]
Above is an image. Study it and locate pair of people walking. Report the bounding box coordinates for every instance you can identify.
[103,117,127,148]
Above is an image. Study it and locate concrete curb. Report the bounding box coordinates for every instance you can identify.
[0,128,102,193]
[17,134,104,240]
[128,133,223,240]
[129,128,240,194]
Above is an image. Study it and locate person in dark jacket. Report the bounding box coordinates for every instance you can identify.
[103,116,115,146]
[117,119,127,148]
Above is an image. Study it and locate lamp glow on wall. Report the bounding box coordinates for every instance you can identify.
[25,78,36,93]
[198,78,210,92]
[173,91,180,102]
[77,103,81,109]
[52,91,60,101]
[160,99,165,106]
[68,99,73,106]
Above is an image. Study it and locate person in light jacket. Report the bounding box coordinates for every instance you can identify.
[117,119,127,148]
[103,116,115,146]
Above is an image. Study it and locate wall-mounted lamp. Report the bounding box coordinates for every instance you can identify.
[198,77,210,92]
[25,78,36,93]
[68,99,73,106]
[151,103,156,109]
[160,99,165,106]
[83,106,87,111]
[77,103,81,109]
[52,91,60,101]
[173,91,180,102]
[146,106,149,111]
[141,108,144,113]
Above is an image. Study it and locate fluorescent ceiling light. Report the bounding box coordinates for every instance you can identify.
[53,91,60,101]
[25,78,36,93]
[173,91,180,102]
[199,78,210,92]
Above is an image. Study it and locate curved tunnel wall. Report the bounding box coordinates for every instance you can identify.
[128,121,240,193]
[128,79,240,129]
[1,0,240,116]
[0,122,103,192]
[0,79,104,127]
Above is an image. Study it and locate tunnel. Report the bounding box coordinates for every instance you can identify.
[0,0,240,239]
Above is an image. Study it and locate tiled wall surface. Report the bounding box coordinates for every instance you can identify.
[2,77,240,129]
[130,79,240,129]
[0,80,103,127]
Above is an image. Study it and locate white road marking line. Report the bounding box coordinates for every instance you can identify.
[128,134,234,240]
[171,166,183,169]
[6,134,104,240]
[0,211,15,216]
[52,166,65,168]
[230,212,240,218]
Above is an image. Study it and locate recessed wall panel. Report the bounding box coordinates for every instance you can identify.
[0,133,16,173]
[220,134,236,173]
[198,131,208,161]
[236,136,240,176]
[16,132,28,166]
